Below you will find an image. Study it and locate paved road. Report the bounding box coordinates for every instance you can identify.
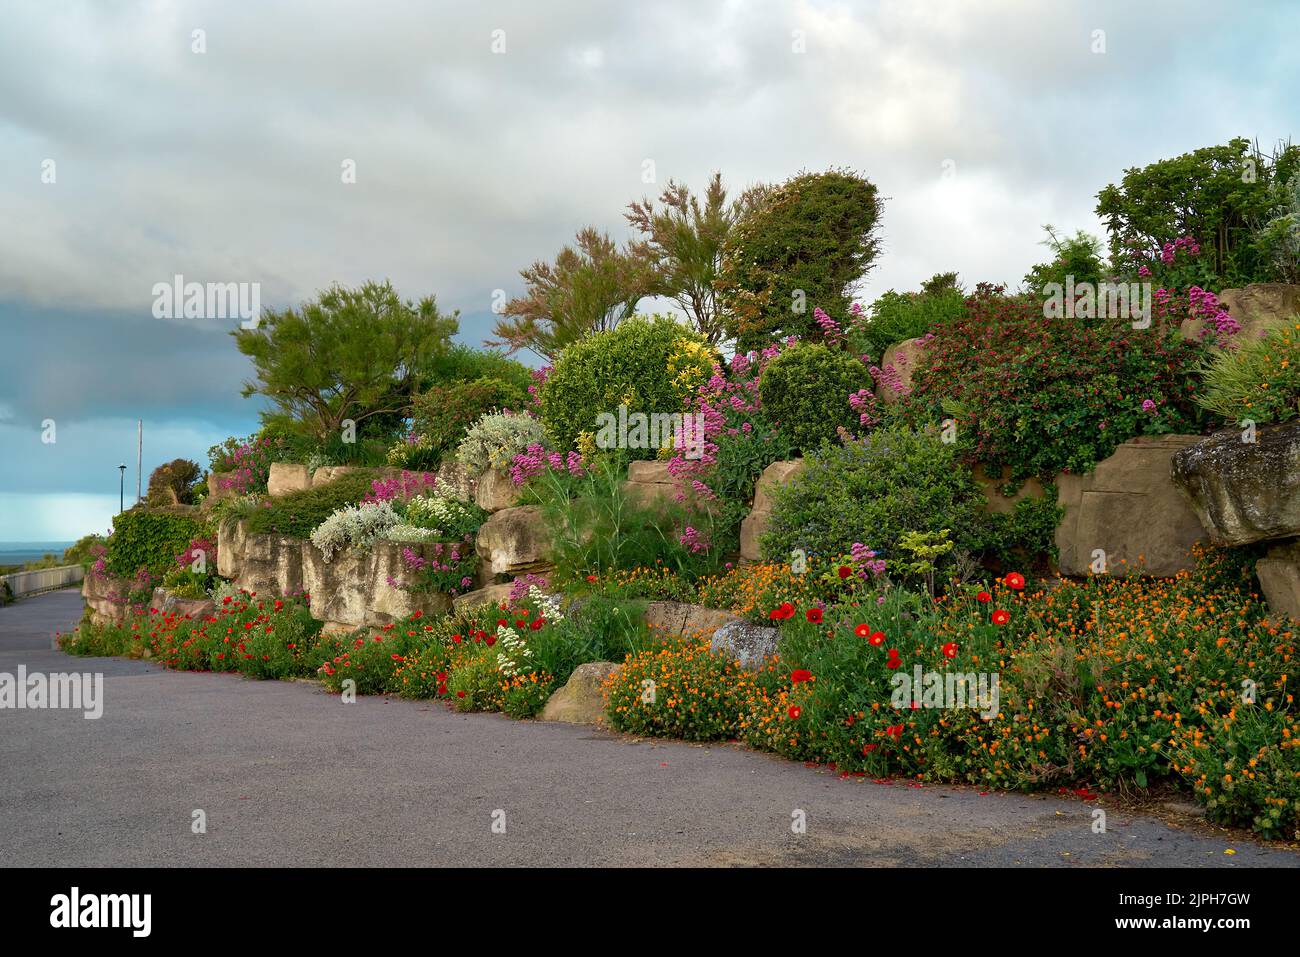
[2,589,1297,867]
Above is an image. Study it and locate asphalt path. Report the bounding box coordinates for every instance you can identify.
[2,589,1296,867]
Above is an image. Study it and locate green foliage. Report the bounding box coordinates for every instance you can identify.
[233,279,459,443]
[145,458,203,506]
[456,410,549,474]
[540,314,715,457]
[757,343,872,452]
[1196,324,1300,425]
[404,376,530,468]
[491,227,658,361]
[106,510,212,578]
[974,486,1063,572]
[761,428,986,578]
[526,594,652,686]
[1021,226,1108,296]
[62,534,107,568]
[853,280,967,361]
[717,168,883,351]
[1096,137,1300,287]
[897,285,1210,481]
[1254,173,1300,284]
[420,343,534,394]
[242,473,375,538]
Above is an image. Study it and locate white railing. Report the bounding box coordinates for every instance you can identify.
[1,564,85,600]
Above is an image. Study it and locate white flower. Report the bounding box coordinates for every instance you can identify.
[310,501,400,562]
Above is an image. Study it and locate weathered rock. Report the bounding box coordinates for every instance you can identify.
[452,582,515,614]
[82,572,130,627]
[476,506,551,577]
[310,465,364,488]
[216,517,247,579]
[474,468,521,512]
[1256,540,1300,622]
[973,465,1046,516]
[710,620,780,670]
[149,587,215,621]
[236,534,305,598]
[740,458,805,563]
[876,336,928,404]
[645,601,739,637]
[539,662,622,725]
[627,460,673,484]
[435,459,476,503]
[205,472,237,504]
[267,462,311,497]
[1220,283,1300,337]
[623,459,678,508]
[1055,435,1206,577]
[302,539,450,630]
[1171,422,1300,547]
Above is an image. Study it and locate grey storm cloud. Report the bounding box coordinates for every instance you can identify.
[0,0,1297,512]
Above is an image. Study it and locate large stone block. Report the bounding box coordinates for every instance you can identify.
[475,506,551,577]
[435,459,476,503]
[474,468,521,512]
[310,465,364,488]
[235,534,304,598]
[1220,283,1300,336]
[1055,435,1205,577]
[973,464,1045,516]
[539,662,622,725]
[149,586,215,621]
[267,462,311,497]
[711,620,780,671]
[302,539,450,631]
[644,601,739,637]
[876,336,928,404]
[740,458,805,563]
[1256,540,1300,623]
[82,572,130,627]
[452,582,515,614]
[216,517,247,579]
[1171,422,1300,547]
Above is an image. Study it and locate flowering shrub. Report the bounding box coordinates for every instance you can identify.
[105,510,213,579]
[392,541,477,596]
[403,375,530,467]
[362,470,436,504]
[509,444,585,486]
[1197,323,1300,425]
[898,284,1209,481]
[399,492,486,539]
[209,434,282,495]
[317,614,434,695]
[757,341,874,452]
[456,411,549,475]
[310,501,400,561]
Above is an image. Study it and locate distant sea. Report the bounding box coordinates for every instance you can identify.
[0,542,75,566]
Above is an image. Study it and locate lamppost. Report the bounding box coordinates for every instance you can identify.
[118,464,127,514]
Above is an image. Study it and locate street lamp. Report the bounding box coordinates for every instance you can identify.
[118,464,127,514]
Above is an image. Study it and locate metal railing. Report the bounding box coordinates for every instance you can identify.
[1,564,85,600]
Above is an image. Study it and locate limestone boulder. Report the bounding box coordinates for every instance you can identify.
[302,539,450,631]
[740,458,805,563]
[710,620,780,671]
[216,517,247,579]
[1220,283,1300,337]
[474,468,521,512]
[1256,540,1300,623]
[82,572,130,627]
[310,465,364,488]
[149,586,215,621]
[435,459,477,503]
[539,662,622,725]
[452,582,515,614]
[476,506,551,577]
[267,462,311,497]
[235,534,304,598]
[623,459,679,508]
[1055,435,1205,577]
[645,601,739,637]
[973,465,1046,516]
[205,472,237,505]
[1170,421,1300,546]
[876,336,928,404]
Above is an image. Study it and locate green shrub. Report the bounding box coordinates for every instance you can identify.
[717,168,883,351]
[852,284,966,362]
[1020,226,1108,298]
[402,376,530,468]
[757,343,873,452]
[145,458,203,506]
[243,472,375,538]
[761,427,985,578]
[62,534,107,568]
[540,315,715,456]
[422,343,534,394]
[106,510,212,578]
[1196,323,1300,425]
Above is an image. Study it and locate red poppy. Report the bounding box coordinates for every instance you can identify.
[861,744,877,754]
[992,609,1010,626]
[436,672,447,682]
[515,619,527,629]
[456,690,466,698]
[788,705,801,719]
[530,618,544,631]
[838,565,852,579]
[941,642,958,659]
[412,609,423,619]
[791,669,813,684]
[869,631,886,646]
[497,619,508,627]
[885,724,903,740]
[1005,572,1025,590]
[976,591,992,603]
[437,683,447,695]
[586,574,598,582]
[886,657,902,670]
[452,634,462,644]
[854,623,870,638]
[485,635,496,647]
[806,608,823,623]
[390,654,403,661]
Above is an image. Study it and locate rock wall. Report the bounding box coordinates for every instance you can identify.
[82,572,130,627]
[1055,435,1206,577]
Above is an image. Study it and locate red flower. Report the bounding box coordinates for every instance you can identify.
[413,609,423,619]
[941,642,957,659]
[805,608,823,623]
[436,672,447,682]
[869,631,885,646]
[586,574,598,582]
[976,591,992,603]
[886,656,902,670]
[1005,572,1025,590]
[992,609,1010,626]
[838,565,852,579]
[861,744,877,754]
[452,634,462,644]
[530,618,544,631]
[437,683,447,695]
[485,635,497,647]
[854,623,870,638]
[791,669,813,684]
[456,690,466,698]
[788,705,801,720]
[885,724,903,740]
[390,654,403,661]
[222,596,232,605]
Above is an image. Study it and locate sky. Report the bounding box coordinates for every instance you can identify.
[1,0,1296,543]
